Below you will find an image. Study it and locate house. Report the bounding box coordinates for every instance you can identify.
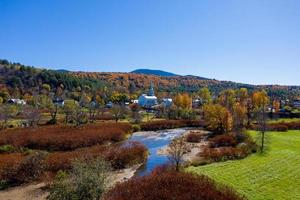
[131,99,139,104]
[53,97,64,106]
[293,100,300,109]
[7,98,26,105]
[138,83,158,108]
[162,98,173,108]
[106,101,113,108]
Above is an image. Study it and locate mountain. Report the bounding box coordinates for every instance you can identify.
[131,69,179,77]
[55,69,70,73]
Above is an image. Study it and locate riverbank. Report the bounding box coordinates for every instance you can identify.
[157,129,211,164]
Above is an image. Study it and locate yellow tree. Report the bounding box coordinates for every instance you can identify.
[237,88,248,106]
[252,90,270,153]
[218,89,236,112]
[174,93,192,109]
[233,102,247,131]
[198,87,212,105]
[203,104,233,134]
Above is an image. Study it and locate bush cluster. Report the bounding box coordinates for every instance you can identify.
[104,170,244,200]
[105,141,148,169]
[48,158,109,200]
[268,122,300,131]
[0,123,132,151]
[202,147,249,162]
[209,134,238,148]
[0,152,46,185]
[45,142,147,172]
[0,142,147,186]
[186,133,202,143]
[252,121,300,131]
[140,120,204,131]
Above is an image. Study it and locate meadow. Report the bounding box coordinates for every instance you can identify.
[187,130,300,200]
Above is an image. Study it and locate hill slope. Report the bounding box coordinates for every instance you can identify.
[0,59,299,99]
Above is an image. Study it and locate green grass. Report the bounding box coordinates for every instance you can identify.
[187,130,300,200]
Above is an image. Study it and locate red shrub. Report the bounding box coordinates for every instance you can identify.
[0,152,46,185]
[202,147,248,162]
[0,153,25,173]
[268,124,288,132]
[45,142,147,172]
[209,134,238,148]
[253,121,300,131]
[186,133,202,143]
[45,145,107,172]
[105,141,148,169]
[0,123,132,151]
[104,171,244,200]
[140,120,204,131]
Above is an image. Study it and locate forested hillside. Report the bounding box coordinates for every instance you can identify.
[0,59,299,101]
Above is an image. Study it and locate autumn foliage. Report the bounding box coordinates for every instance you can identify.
[0,142,147,185]
[0,123,132,151]
[203,104,233,134]
[209,134,238,148]
[104,170,244,200]
[0,152,46,185]
[202,147,249,162]
[186,133,202,143]
[46,141,147,172]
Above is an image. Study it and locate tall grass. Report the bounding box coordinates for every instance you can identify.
[0,123,132,151]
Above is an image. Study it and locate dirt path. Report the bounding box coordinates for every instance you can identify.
[0,183,48,200]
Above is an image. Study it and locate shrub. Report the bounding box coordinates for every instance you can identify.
[0,152,46,185]
[46,142,147,172]
[48,158,110,200]
[140,120,204,131]
[266,124,289,131]
[0,123,132,151]
[0,145,15,153]
[104,170,244,200]
[201,147,248,162]
[132,124,141,132]
[186,133,202,143]
[45,145,107,172]
[209,134,238,148]
[105,141,148,169]
[252,121,300,131]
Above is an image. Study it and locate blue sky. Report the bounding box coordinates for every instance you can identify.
[0,0,300,85]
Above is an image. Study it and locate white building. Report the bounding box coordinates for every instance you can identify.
[138,83,158,108]
[8,98,26,105]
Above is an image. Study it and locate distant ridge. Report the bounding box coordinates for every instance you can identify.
[131,69,179,77]
[55,69,70,73]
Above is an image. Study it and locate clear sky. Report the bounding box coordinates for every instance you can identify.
[0,0,300,85]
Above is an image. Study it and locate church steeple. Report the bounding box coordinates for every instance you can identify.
[148,82,155,96]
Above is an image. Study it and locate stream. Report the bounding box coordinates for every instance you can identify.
[127,128,191,176]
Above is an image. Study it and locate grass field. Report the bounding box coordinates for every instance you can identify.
[187,130,300,200]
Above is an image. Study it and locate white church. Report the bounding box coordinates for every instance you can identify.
[138,83,158,108]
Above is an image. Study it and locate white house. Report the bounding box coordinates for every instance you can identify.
[8,98,26,105]
[138,83,158,108]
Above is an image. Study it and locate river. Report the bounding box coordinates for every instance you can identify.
[127,128,191,176]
